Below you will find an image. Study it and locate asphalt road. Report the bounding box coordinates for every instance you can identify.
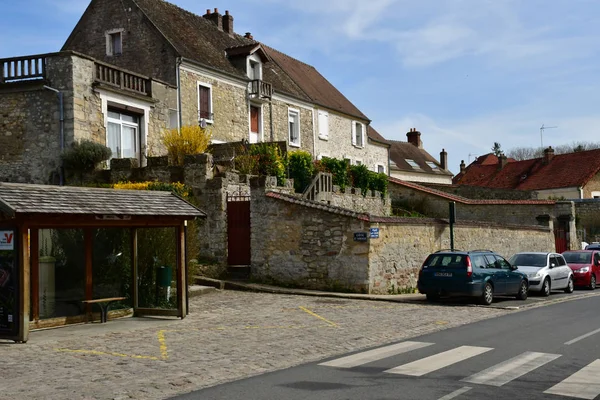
[174,292,600,400]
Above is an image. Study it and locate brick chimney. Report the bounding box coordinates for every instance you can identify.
[543,146,555,164]
[406,128,422,149]
[498,154,508,170]
[222,10,234,35]
[244,32,254,40]
[203,8,223,30]
[440,148,448,170]
[460,160,466,174]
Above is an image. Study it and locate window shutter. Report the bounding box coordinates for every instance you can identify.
[351,122,356,146]
[199,86,211,120]
[361,123,365,148]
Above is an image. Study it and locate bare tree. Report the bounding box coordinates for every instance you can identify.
[507,141,600,160]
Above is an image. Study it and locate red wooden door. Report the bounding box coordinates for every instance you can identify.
[227,197,251,265]
[250,106,259,133]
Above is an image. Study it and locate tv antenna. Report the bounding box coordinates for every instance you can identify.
[540,124,557,149]
[468,153,477,163]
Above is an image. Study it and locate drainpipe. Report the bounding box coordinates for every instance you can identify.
[43,85,64,186]
[579,186,584,199]
[176,57,183,131]
[269,99,274,142]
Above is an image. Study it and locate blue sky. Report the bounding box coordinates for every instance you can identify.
[2,0,600,173]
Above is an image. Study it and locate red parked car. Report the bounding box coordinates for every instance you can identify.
[562,250,600,289]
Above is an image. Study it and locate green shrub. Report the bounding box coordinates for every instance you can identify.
[318,157,350,189]
[349,164,371,195]
[62,140,112,171]
[249,143,286,185]
[288,150,315,193]
[369,172,388,196]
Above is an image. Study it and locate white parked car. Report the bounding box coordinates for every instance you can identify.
[508,252,574,296]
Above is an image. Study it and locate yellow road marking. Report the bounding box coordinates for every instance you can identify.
[55,348,159,360]
[299,306,338,327]
[157,330,169,360]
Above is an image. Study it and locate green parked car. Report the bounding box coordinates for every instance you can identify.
[417,250,529,305]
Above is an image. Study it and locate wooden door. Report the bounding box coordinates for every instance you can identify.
[227,196,251,265]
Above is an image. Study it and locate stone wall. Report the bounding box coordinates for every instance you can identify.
[0,55,72,183]
[62,0,179,85]
[389,182,555,226]
[369,220,555,294]
[250,184,371,293]
[424,183,536,200]
[330,186,391,216]
[573,199,600,243]
[250,185,555,294]
[583,173,600,199]
[270,99,314,154]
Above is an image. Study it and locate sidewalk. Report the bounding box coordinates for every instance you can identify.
[194,275,426,302]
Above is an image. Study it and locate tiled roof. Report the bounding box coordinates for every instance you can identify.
[0,183,205,218]
[132,0,368,120]
[262,46,369,121]
[388,141,453,176]
[389,177,556,205]
[367,126,387,143]
[454,149,600,190]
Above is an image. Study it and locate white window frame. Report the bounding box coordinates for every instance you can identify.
[167,109,178,130]
[197,82,214,124]
[317,153,330,161]
[107,111,139,160]
[105,29,124,56]
[248,102,263,143]
[317,110,329,140]
[288,108,301,147]
[354,159,363,166]
[99,90,150,167]
[376,164,386,174]
[592,191,600,199]
[247,54,263,80]
[352,121,365,148]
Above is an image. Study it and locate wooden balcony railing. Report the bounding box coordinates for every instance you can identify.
[302,172,333,203]
[0,55,46,83]
[248,79,273,100]
[95,61,152,97]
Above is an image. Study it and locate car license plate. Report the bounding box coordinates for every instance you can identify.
[435,272,452,277]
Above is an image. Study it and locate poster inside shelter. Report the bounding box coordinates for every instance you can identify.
[0,230,18,336]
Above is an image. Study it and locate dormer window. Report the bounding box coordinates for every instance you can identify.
[106,29,123,56]
[249,60,261,80]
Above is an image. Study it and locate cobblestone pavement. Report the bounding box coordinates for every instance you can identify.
[1,291,514,400]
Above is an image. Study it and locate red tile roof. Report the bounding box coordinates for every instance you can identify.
[454,149,600,190]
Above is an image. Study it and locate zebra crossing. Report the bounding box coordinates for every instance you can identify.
[318,341,600,399]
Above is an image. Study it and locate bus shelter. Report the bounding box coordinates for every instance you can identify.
[0,182,205,343]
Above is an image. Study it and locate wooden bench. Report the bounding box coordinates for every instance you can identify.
[82,297,127,323]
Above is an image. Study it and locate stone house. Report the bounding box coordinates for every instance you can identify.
[387,128,453,184]
[0,51,176,183]
[453,147,600,200]
[57,0,389,172]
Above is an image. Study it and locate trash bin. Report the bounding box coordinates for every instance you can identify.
[156,266,172,302]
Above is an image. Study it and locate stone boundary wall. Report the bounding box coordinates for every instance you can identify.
[423,183,537,200]
[368,220,554,294]
[389,182,555,227]
[250,184,555,294]
[574,199,600,243]
[330,186,391,216]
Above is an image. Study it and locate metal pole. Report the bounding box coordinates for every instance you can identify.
[449,201,456,251]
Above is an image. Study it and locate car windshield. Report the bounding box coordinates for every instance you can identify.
[509,253,547,267]
[563,252,592,264]
[586,244,600,250]
[425,254,466,269]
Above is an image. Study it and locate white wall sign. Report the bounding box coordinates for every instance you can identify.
[0,231,15,251]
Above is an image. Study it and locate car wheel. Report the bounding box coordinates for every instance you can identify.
[516,280,528,300]
[480,282,494,305]
[541,277,551,297]
[564,276,574,293]
[590,275,596,290]
[426,293,440,302]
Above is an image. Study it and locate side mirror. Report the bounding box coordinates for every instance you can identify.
[510,265,518,271]
[550,263,556,268]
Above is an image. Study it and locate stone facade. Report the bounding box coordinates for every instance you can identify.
[574,199,600,243]
[330,186,391,216]
[62,0,179,86]
[0,52,176,183]
[583,173,600,198]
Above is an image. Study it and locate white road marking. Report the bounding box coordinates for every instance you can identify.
[385,346,493,376]
[463,351,561,387]
[565,327,600,345]
[544,359,600,399]
[318,341,433,368]
[437,386,472,400]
